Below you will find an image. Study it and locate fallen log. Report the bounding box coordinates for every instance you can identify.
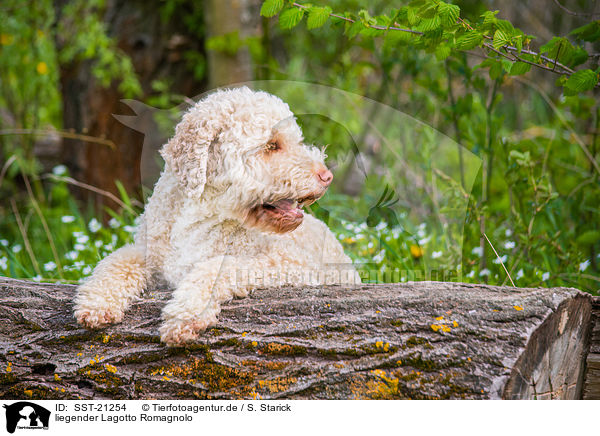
[0,277,596,400]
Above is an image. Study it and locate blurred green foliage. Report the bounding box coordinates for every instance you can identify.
[0,0,599,294]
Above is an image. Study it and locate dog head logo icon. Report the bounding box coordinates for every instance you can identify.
[3,402,50,433]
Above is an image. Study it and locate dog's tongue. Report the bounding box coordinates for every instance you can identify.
[271,199,303,218]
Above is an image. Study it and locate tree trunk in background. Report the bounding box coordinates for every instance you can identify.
[0,277,597,400]
[203,0,261,89]
[57,0,205,212]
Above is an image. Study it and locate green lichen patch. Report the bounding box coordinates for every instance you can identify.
[258,343,308,356]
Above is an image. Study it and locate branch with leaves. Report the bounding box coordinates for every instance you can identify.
[260,0,600,93]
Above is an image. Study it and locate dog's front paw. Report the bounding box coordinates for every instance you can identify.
[159,315,218,346]
[75,305,124,329]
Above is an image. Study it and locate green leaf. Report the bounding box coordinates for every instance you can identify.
[480,10,499,29]
[358,9,376,26]
[438,2,460,28]
[345,19,364,38]
[489,59,503,79]
[416,15,440,32]
[492,29,511,50]
[306,6,332,29]
[383,29,415,48]
[407,7,419,25]
[509,61,531,76]
[260,0,284,18]
[495,19,515,37]
[576,230,600,245]
[435,44,451,60]
[279,7,305,30]
[540,36,575,65]
[571,47,589,67]
[455,31,483,50]
[570,21,600,42]
[564,69,599,92]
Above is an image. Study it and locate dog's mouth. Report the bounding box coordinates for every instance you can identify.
[262,194,318,214]
[246,194,321,233]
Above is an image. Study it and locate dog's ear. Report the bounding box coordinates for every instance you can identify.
[160,106,221,198]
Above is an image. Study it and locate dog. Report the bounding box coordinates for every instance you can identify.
[74,86,359,345]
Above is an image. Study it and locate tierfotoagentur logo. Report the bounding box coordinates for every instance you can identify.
[2,402,50,433]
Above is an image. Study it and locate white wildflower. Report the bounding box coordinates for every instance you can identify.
[0,257,7,270]
[471,246,483,257]
[74,243,86,251]
[432,251,442,259]
[82,266,92,275]
[43,261,56,272]
[373,250,385,263]
[88,218,102,233]
[94,240,103,248]
[61,215,75,223]
[516,268,524,280]
[367,241,374,249]
[76,235,89,244]
[479,268,491,277]
[418,236,431,245]
[32,275,42,282]
[52,165,67,176]
[493,255,508,264]
[466,270,475,278]
[579,260,590,272]
[108,218,121,229]
[12,244,22,253]
[505,228,513,237]
[0,239,7,247]
[504,241,515,250]
[72,231,84,238]
[65,250,78,260]
[375,221,387,231]
[123,225,135,233]
[542,272,550,281]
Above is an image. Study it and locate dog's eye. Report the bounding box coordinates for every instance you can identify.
[265,140,281,151]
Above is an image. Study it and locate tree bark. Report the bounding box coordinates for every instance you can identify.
[0,277,595,400]
[203,0,262,89]
[57,0,206,211]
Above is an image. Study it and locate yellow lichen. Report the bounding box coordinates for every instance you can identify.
[257,377,297,394]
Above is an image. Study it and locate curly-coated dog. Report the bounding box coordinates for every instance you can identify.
[74,86,359,345]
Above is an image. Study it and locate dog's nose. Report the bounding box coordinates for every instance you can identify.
[316,168,333,187]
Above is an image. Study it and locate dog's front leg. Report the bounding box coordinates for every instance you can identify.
[159,255,263,346]
[74,244,147,328]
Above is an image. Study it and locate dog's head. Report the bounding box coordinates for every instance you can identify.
[161,86,332,233]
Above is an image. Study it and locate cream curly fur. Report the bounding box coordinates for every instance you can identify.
[74,86,359,345]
